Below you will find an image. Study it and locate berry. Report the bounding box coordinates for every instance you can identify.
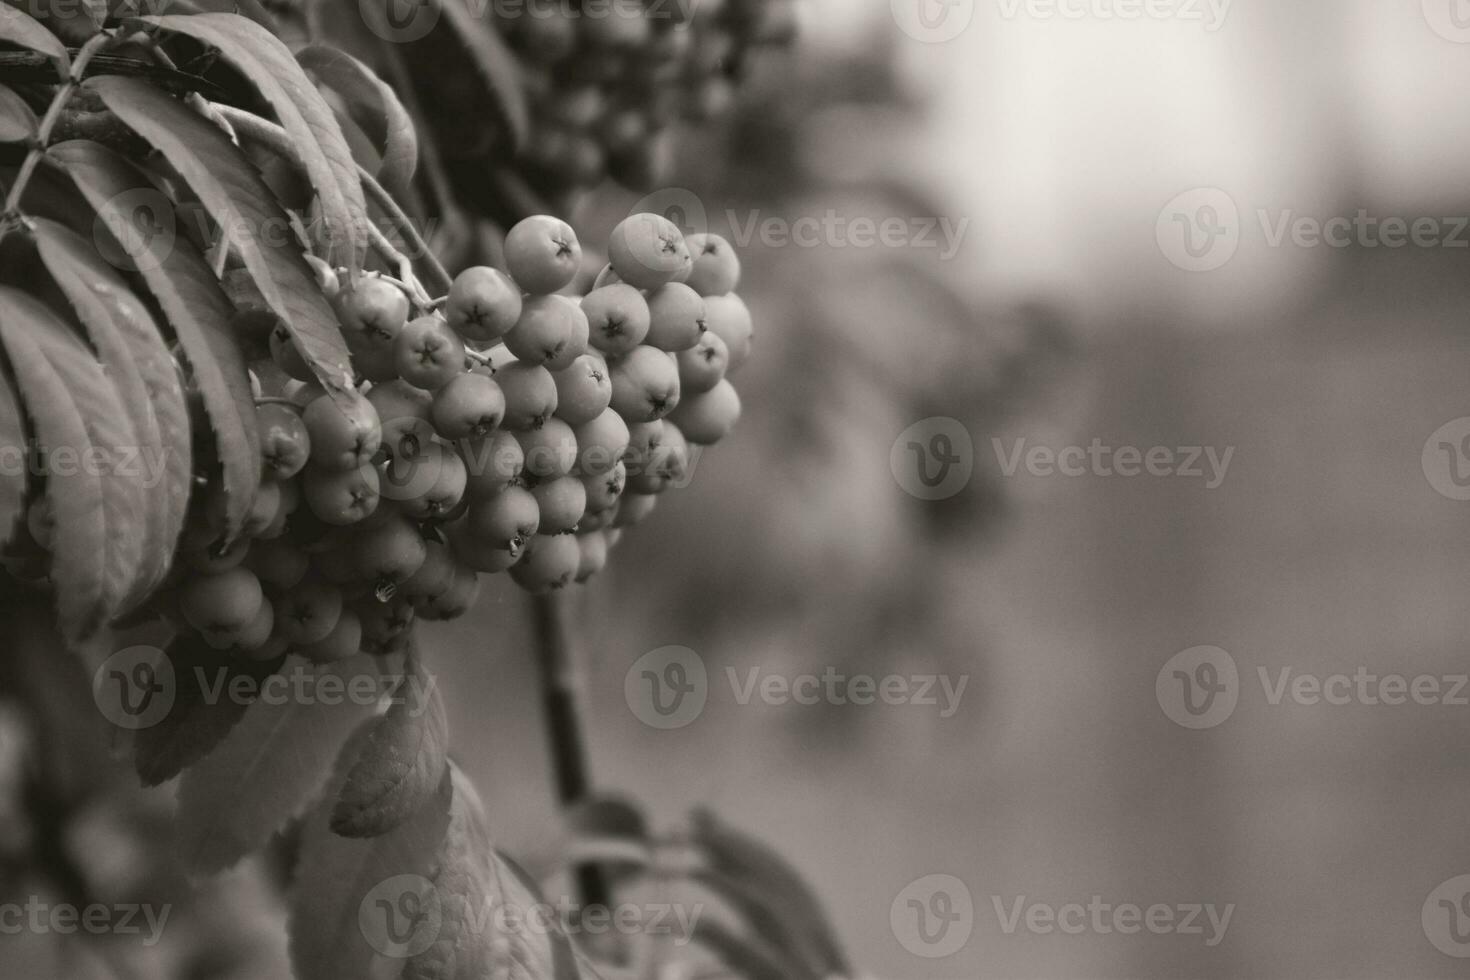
[357,598,415,652]
[303,462,381,525]
[553,353,613,426]
[300,606,361,663]
[644,282,707,352]
[367,380,435,461]
[509,534,581,593]
[395,315,467,391]
[506,294,587,367]
[182,534,251,575]
[609,345,680,422]
[385,441,469,521]
[531,476,587,533]
[353,515,429,593]
[240,480,283,539]
[576,531,608,582]
[703,294,752,372]
[431,372,506,440]
[460,429,525,499]
[676,330,730,394]
[623,419,664,471]
[246,537,309,589]
[303,391,382,470]
[613,492,658,528]
[270,325,315,382]
[574,408,631,476]
[591,263,624,290]
[258,402,311,479]
[274,578,343,645]
[463,485,540,563]
[668,378,741,445]
[180,567,265,640]
[223,600,277,656]
[496,362,559,430]
[582,284,651,357]
[416,564,481,620]
[607,213,689,290]
[400,538,455,602]
[628,421,690,494]
[504,215,582,294]
[577,507,614,532]
[683,233,741,296]
[447,266,523,344]
[516,418,578,480]
[582,459,626,513]
[336,277,411,353]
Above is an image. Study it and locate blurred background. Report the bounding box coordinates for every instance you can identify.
[10,0,1470,977]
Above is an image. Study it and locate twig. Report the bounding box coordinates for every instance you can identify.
[357,161,452,296]
[530,591,610,911]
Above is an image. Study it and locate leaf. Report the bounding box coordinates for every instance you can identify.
[173,654,388,874]
[0,4,70,74]
[132,632,284,786]
[0,85,36,142]
[89,75,357,403]
[139,13,368,268]
[32,217,191,603]
[53,140,262,540]
[290,744,454,980]
[296,44,418,195]
[331,656,448,838]
[0,290,106,639]
[691,810,850,980]
[428,0,529,152]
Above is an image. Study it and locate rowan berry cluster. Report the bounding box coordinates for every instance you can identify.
[159,212,749,662]
[506,0,795,194]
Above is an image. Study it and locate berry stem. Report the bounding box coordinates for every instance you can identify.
[529,590,610,911]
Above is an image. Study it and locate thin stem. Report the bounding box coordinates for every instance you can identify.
[530,591,610,911]
[3,33,113,217]
[358,161,452,296]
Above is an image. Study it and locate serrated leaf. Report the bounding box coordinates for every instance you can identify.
[296,44,417,195]
[53,140,262,540]
[132,633,283,786]
[0,5,69,74]
[331,656,448,838]
[32,218,190,602]
[0,292,106,638]
[139,13,368,268]
[0,282,151,624]
[173,654,388,874]
[89,75,358,403]
[290,748,454,980]
[0,85,36,142]
[691,810,850,980]
[427,0,528,152]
